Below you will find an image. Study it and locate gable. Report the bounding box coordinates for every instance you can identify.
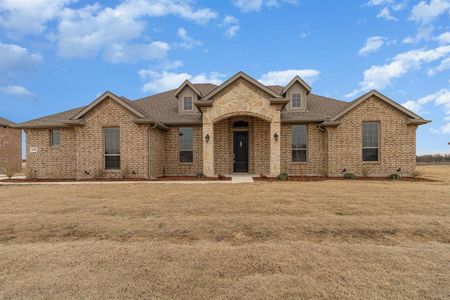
[201,71,281,101]
[332,91,425,121]
[71,91,145,120]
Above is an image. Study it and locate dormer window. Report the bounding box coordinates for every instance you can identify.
[292,93,301,108]
[183,96,193,111]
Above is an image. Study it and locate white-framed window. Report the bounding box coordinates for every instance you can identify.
[362,122,379,162]
[179,127,193,163]
[104,128,120,170]
[183,96,193,111]
[292,93,301,108]
[50,129,60,146]
[292,125,307,162]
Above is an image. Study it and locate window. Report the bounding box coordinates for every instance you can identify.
[362,122,379,162]
[183,96,193,111]
[179,127,193,163]
[292,93,301,108]
[292,125,307,162]
[51,129,60,146]
[104,128,120,170]
[233,121,248,128]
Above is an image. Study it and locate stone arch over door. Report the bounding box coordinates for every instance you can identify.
[200,77,283,176]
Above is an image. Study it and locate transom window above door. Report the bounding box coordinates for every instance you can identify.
[233,121,249,128]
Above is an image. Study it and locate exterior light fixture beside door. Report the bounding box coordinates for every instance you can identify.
[205,134,210,143]
[274,132,279,141]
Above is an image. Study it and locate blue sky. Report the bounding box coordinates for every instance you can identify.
[0,0,449,154]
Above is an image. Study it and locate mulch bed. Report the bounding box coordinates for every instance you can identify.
[1,176,231,183]
[253,176,436,182]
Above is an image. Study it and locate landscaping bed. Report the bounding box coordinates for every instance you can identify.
[0,176,231,183]
[253,176,435,182]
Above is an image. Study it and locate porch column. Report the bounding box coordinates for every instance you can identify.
[202,121,215,177]
[270,119,281,176]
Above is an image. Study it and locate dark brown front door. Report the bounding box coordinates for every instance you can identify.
[233,131,248,172]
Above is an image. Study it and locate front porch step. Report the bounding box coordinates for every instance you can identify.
[231,174,255,184]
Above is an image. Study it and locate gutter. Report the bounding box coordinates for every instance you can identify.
[406,119,431,125]
[13,120,85,129]
[133,118,170,131]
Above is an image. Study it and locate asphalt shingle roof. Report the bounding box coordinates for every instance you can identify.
[17,82,351,127]
[0,117,15,126]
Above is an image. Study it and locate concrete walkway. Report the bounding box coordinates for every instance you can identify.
[231,174,255,184]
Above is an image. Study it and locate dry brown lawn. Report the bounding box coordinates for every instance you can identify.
[1,165,449,299]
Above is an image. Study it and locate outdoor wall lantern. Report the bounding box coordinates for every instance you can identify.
[274,132,279,142]
[205,134,210,143]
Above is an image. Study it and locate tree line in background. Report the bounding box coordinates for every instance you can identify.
[416,154,450,164]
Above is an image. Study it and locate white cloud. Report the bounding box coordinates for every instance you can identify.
[139,70,226,93]
[220,16,240,39]
[0,0,73,34]
[0,85,35,98]
[377,7,398,20]
[403,89,450,134]
[258,69,320,86]
[176,27,202,49]
[410,0,450,24]
[428,56,450,75]
[0,43,43,73]
[403,25,434,44]
[346,45,450,97]
[232,0,297,12]
[359,36,386,56]
[436,31,450,44]
[56,1,216,60]
[103,42,170,63]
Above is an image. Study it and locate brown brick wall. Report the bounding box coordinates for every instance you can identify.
[75,98,149,179]
[326,95,417,177]
[163,126,203,176]
[23,94,418,179]
[214,116,270,175]
[149,128,164,178]
[0,126,22,173]
[25,128,76,178]
[280,124,326,176]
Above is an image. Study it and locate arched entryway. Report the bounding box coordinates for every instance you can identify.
[213,116,271,175]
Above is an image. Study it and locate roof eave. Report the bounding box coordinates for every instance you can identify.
[201,71,282,101]
[71,91,146,120]
[331,90,425,122]
[133,118,169,131]
[281,76,312,96]
[174,80,203,98]
[406,119,431,125]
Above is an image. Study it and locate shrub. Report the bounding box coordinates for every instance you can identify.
[343,173,357,180]
[276,172,289,181]
[218,174,227,180]
[196,172,206,178]
[388,173,401,180]
[5,170,15,179]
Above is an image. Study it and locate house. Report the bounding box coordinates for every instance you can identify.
[0,117,22,173]
[16,71,429,179]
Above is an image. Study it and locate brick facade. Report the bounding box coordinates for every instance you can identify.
[24,92,421,179]
[25,128,77,178]
[280,124,327,176]
[326,96,417,177]
[163,126,203,176]
[0,125,22,173]
[214,116,270,175]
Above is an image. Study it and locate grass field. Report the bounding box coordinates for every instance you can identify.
[1,165,449,299]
